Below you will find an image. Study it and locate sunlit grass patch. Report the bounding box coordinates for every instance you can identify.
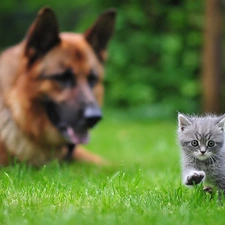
[0,110,224,225]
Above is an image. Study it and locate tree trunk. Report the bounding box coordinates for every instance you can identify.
[202,0,223,113]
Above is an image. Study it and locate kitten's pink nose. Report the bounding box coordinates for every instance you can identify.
[200,148,206,154]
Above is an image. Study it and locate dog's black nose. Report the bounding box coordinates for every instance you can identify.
[84,106,102,128]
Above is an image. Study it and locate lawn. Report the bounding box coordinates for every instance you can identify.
[0,110,224,225]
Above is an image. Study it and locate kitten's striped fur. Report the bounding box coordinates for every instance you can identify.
[177,113,225,192]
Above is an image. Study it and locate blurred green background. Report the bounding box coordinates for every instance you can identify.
[0,0,205,118]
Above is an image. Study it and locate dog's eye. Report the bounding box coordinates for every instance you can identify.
[50,70,76,88]
[88,71,98,88]
[191,140,199,147]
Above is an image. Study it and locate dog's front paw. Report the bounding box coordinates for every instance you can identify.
[184,171,205,186]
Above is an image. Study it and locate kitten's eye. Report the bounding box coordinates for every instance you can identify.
[207,140,215,147]
[191,140,199,147]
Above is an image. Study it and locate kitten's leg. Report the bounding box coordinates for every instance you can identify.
[203,186,213,194]
[183,170,205,186]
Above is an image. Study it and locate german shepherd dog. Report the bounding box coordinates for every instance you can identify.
[0,7,116,166]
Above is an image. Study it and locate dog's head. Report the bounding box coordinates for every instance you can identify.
[11,7,116,145]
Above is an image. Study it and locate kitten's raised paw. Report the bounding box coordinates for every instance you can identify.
[185,171,205,186]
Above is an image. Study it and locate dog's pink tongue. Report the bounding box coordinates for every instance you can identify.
[67,127,89,144]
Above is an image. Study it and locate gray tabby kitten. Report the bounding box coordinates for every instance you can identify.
[177,113,225,193]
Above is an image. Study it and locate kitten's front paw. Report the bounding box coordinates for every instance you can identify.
[184,171,205,186]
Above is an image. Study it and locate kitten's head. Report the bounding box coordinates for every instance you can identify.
[177,113,225,161]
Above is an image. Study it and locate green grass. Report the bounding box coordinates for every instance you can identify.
[0,110,225,225]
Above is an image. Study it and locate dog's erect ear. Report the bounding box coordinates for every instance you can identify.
[85,8,116,62]
[25,7,60,65]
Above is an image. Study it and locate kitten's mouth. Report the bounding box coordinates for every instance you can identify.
[196,153,210,161]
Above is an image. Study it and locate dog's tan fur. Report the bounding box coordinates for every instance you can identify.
[0,7,116,166]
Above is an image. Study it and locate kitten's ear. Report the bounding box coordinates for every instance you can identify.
[216,115,225,131]
[178,113,192,131]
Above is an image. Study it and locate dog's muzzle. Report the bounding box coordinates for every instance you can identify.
[43,100,102,144]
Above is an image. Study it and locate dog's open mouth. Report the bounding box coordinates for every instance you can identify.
[43,100,101,145]
[58,122,89,144]
[43,101,89,144]
[67,127,89,144]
